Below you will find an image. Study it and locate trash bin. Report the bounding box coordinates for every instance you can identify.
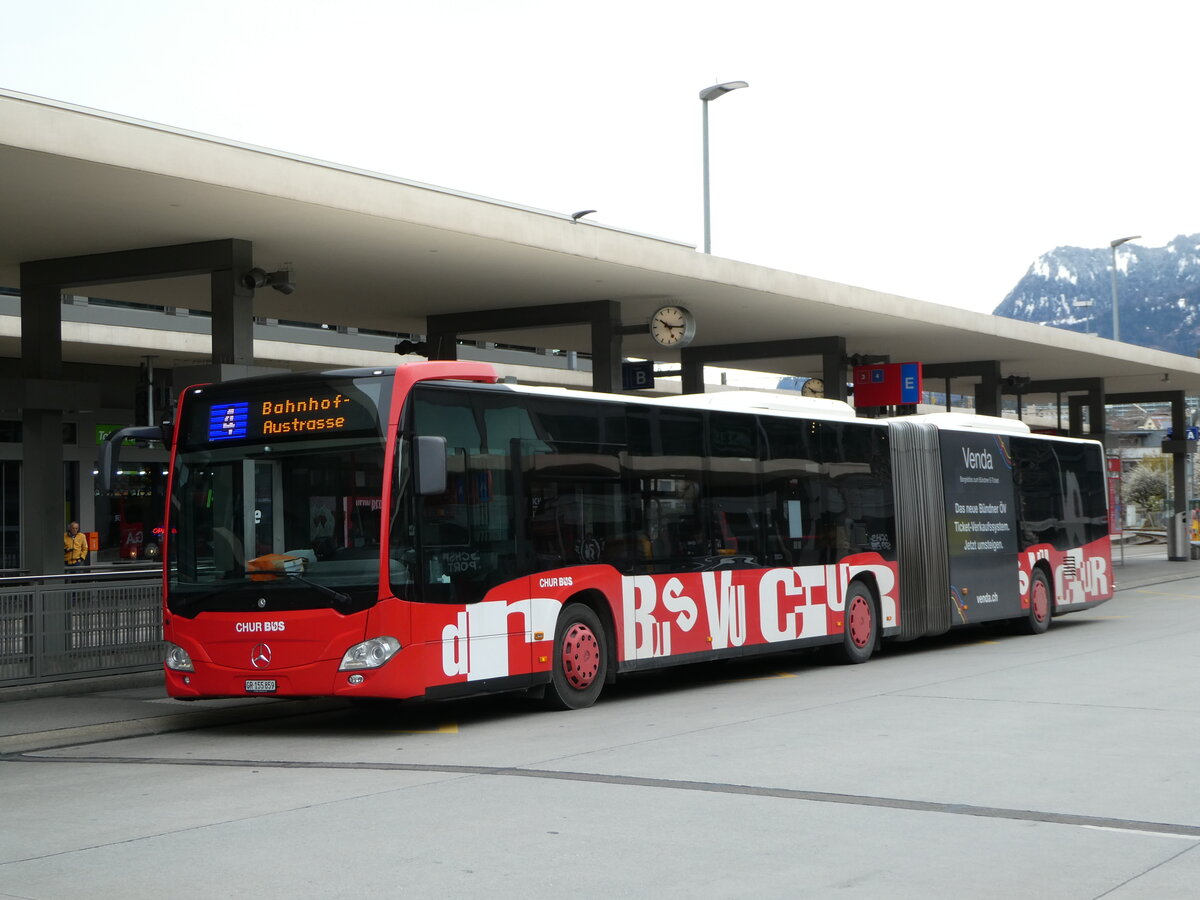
[1166,512,1191,561]
[86,531,99,552]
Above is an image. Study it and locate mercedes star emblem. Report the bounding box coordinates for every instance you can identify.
[250,643,272,669]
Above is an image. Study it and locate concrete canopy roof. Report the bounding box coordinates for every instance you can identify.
[3,88,1199,399]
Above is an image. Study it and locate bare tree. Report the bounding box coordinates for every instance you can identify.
[1123,458,1169,527]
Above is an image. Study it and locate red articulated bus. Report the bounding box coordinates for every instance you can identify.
[156,361,1113,709]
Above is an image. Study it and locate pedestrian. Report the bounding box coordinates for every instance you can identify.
[64,521,89,568]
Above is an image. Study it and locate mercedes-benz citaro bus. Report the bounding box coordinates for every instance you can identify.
[152,361,1112,710]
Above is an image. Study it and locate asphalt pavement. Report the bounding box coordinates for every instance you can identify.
[1,542,1195,756]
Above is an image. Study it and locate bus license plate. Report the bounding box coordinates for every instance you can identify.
[245,679,277,693]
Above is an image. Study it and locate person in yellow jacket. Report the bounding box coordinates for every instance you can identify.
[64,521,89,568]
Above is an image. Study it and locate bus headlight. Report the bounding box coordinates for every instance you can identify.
[165,642,195,672]
[339,636,401,671]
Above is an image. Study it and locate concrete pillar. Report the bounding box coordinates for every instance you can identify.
[976,368,1001,417]
[211,242,255,366]
[591,301,623,394]
[822,349,846,402]
[19,283,66,574]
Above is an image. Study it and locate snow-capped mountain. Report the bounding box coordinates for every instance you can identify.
[992,234,1200,355]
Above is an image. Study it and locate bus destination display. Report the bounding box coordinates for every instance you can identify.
[206,392,363,443]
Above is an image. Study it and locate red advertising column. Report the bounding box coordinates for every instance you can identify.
[1107,456,1123,566]
[1106,457,1123,536]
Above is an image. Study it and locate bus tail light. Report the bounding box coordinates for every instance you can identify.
[165,642,195,672]
[339,636,401,671]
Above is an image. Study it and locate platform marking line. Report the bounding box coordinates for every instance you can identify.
[9,753,1200,841]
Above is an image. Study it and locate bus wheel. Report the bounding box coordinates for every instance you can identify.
[837,582,878,665]
[1018,568,1052,635]
[545,604,607,710]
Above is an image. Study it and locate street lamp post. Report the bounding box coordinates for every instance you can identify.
[1109,235,1140,342]
[700,80,748,254]
[1073,299,1093,335]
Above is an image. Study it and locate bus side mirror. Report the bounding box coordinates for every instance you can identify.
[99,425,169,493]
[415,435,447,496]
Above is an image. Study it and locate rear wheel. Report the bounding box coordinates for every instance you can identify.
[1017,568,1052,635]
[544,604,607,710]
[836,582,878,664]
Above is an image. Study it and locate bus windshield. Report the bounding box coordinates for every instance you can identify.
[168,373,391,615]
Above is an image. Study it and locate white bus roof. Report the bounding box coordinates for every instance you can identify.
[452,378,1095,439]
[653,391,860,420]
[491,382,862,421]
[892,412,1031,434]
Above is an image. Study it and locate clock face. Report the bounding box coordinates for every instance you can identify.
[650,305,696,347]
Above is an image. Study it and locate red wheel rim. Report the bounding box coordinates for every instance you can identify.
[561,622,600,690]
[1032,578,1049,622]
[847,595,872,648]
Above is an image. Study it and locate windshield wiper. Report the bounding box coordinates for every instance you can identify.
[240,570,353,607]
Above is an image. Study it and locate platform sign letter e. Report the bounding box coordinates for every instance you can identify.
[900,362,922,404]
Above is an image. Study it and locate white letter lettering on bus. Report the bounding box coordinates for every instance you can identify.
[622,575,659,659]
[1086,555,1109,596]
[1062,549,1085,606]
[758,568,804,642]
[442,612,469,677]
[661,577,698,631]
[701,571,747,648]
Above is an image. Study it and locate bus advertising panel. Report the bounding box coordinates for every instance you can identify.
[939,430,1020,619]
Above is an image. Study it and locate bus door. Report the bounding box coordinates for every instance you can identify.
[252,460,285,557]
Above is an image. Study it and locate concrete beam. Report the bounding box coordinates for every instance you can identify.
[426,300,623,393]
[679,337,848,400]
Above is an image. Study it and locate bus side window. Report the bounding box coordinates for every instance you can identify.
[761,417,823,567]
[705,412,762,565]
[1012,438,1062,549]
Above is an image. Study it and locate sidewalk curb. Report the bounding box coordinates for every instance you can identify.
[0,670,162,703]
[1,697,348,755]
[1114,569,1200,591]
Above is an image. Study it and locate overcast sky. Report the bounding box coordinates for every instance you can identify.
[2,0,1196,314]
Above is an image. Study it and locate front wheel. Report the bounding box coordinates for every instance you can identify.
[1017,568,1052,635]
[544,604,608,710]
[836,582,878,665]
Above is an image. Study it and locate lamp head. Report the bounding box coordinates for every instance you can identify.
[699,81,749,102]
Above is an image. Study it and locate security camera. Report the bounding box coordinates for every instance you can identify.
[242,267,295,295]
[394,339,429,356]
[241,267,270,290]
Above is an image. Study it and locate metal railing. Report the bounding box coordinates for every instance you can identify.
[0,568,162,686]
